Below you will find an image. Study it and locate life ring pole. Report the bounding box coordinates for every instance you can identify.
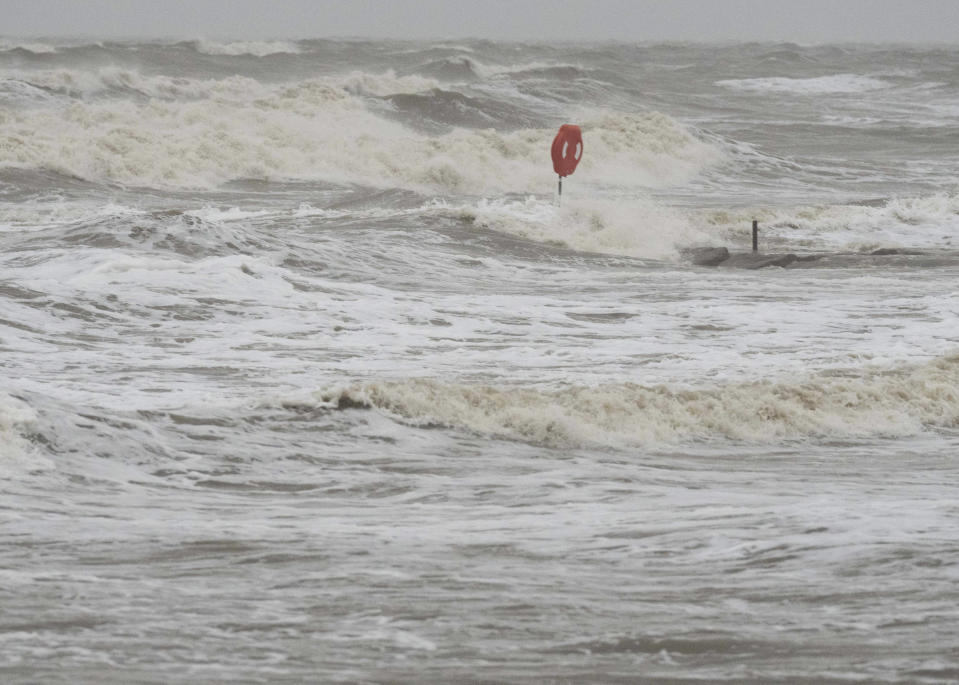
[550,124,581,207]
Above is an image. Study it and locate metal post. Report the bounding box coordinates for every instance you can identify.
[558,175,562,205]
[752,220,758,253]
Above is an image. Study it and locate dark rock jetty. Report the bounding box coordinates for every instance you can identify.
[680,247,959,269]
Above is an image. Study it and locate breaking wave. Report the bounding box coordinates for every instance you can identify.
[0,71,721,191]
[452,195,706,260]
[309,355,959,447]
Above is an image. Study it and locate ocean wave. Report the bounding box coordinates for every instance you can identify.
[0,194,704,261]
[0,200,144,231]
[192,40,301,56]
[1,202,278,259]
[474,61,589,81]
[0,40,58,54]
[411,57,481,82]
[451,195,705,260]
[0,68,265,101]
[409,57,589,83]
[308,355,959,447]
[0,67,439,103]
[0,73,720,191]
[699,194,959,251]
[339,70,440,97]
[0,78,66,107]
[717,74,889,95]
[381,88,543,131]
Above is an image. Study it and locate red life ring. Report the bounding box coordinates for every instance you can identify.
[551,124,583,177]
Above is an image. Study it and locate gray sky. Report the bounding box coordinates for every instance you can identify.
[3,0,959,43]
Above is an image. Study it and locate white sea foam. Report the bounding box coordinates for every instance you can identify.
[717,74,889,95]
[314,354,959,447]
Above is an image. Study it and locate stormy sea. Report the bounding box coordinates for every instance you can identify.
[1,38,958,683]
